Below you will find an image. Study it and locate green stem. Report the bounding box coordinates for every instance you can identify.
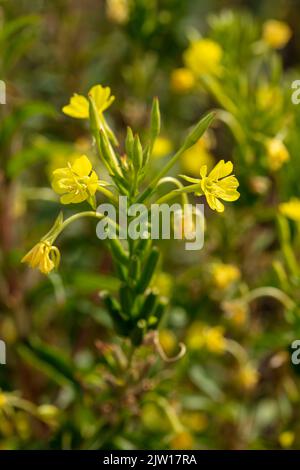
[156,177,189,206]
[49,211,120,243]
[155,183,202,205]
[97,184,118,204]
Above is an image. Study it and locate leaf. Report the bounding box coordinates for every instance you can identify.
[0,15,40,72]
[17,338,81,392]
[189,364,224,402]
[2,102,56,152]
[183,112,215,150]
[70,272,121,294]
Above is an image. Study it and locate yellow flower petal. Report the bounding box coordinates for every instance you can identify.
[209,160,233,180]
[279,198,300,221]
[22,242,59,275]
[71,155,92,177]
[62,94,89,119]
[89,85,115,114]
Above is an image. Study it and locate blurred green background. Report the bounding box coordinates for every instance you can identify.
[1,0,300,450]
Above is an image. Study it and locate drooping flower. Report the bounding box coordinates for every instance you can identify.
[183,39,223,77]
[62,85,115,119]
[51,155,100,205]
[262,19,292,49]
[266,137,289,171]
[21,241,60,275]
[181,160,240,212]
[279,198,300,221]
[170,67,195,93]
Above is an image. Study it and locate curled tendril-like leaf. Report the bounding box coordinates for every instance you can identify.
[153,331,186,363]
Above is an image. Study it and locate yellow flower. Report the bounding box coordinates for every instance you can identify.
[106,0,129,24]
[0,393,7,409]
[279,198,300,222]
[21,241,60,275]
[279,431,295,449]
[151,272,173,297]
[211,263,240,290]
[181,411,208,433]
[186,322,206,350]
[62,84,115,119]
[1,318,17,344]
[204,326,226,354]
[266,138,289,171]
[256,84,283,111]
[184,39,223,77]
[262,20,292,49]
[170,68,195,93]
[52,155,100,205]
[170,431,194,450]
[180,135,214,177]
[186,321,226,354]
[152,136,173,158]
[159,329,177,356]
[222,300,248,327]
[236,364,259,391]
[182,160,240,212]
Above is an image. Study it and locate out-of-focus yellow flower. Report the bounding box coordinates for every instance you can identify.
[256,84,283,111]
[152,272,173,298]
[279,431,295,449]
[180,135,214,177]
[236,364,259,391]
[266,138,290,171]
[38,405,60,427]
[279,198,300,222]
[182,160,240,213]
[186,321,226,354]
[211,263,241,290]
[106,0,129,24]
[62,84,115,119]
[170,431,194,450]
[16,411,31,439]
[204,326,226,354]
[181,411,208,432]
[186,322,206,350]
[262,20,292,49]
[159,329,177,356]
[184,39,223,77]
[21,241,60,275]
[170,68,195,93]
[222,300,248,327]
[1,318,17,344]
[152,136,173,158]
[52,155,100,205]
[0,393,7,409]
